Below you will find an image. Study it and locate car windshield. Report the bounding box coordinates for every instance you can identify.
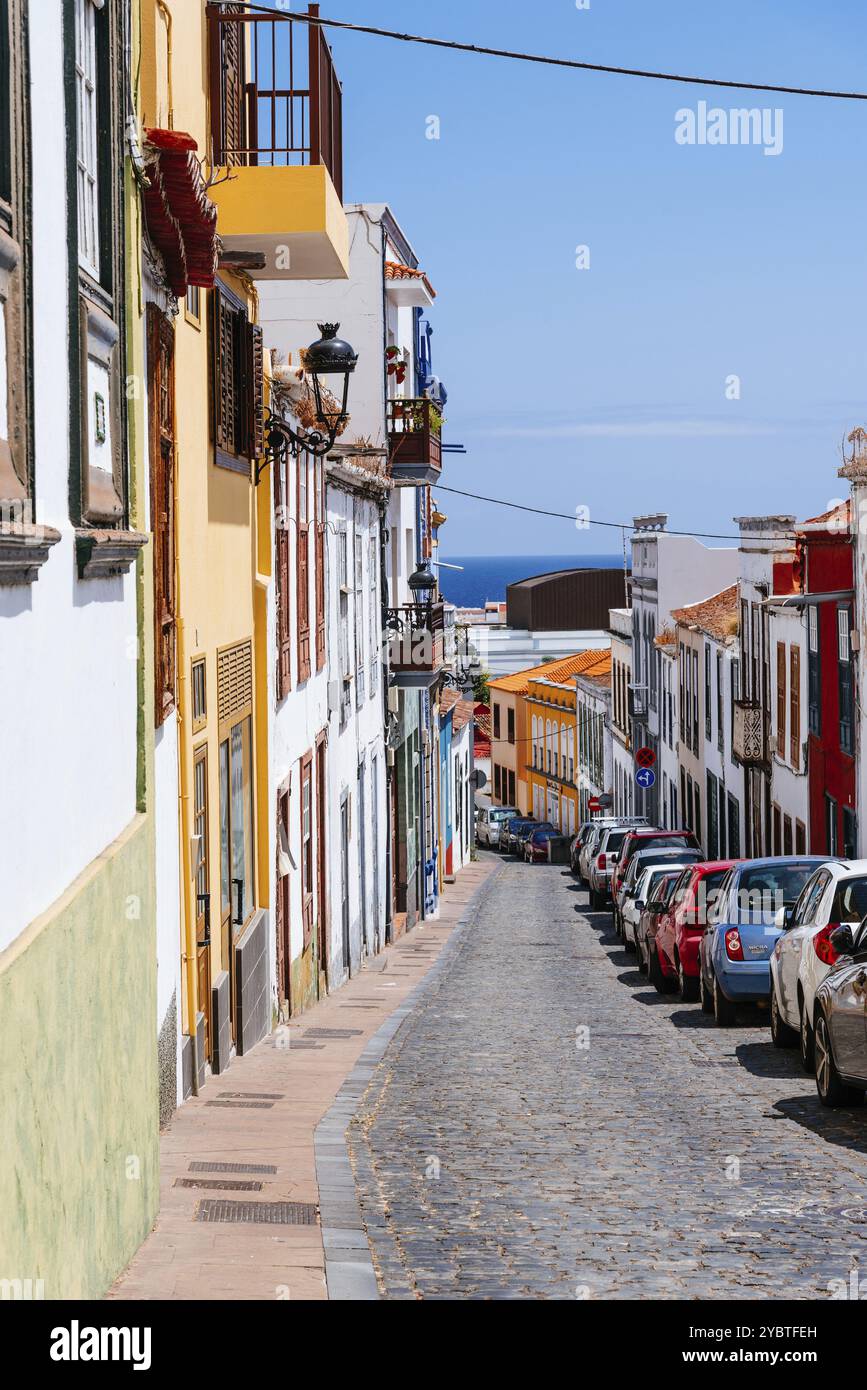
[491,810,516,822]
[629,834,695,857]
[638,865,680,900]
[830,875,867,923]
[735,863,818,923]
[603,830,628,852]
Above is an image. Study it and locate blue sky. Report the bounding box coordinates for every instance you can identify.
[321,1,867,554]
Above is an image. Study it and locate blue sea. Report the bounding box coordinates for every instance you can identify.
[437,555,623,609]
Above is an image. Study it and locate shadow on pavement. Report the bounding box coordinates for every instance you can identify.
[772,1095,867,1154]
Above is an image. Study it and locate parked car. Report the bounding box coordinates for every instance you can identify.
[654,861,738,1000]
[476,805,518,849]
[769,858,861,1068]
[612,829,699,932]
[698,857,828,1026]
[525,827,561,863]
[514,820,555,855]
[615,846,703,940]
[571,821,600,877]
[500,817,537,854]
[578,819,623,884]
[634,870,684,978]
[622,861,692,951]
[813,918,867,1107]
[587,826,636,910]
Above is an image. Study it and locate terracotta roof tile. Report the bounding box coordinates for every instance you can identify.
[452,699,474,732]
[385,260,437,298]
[671,584,739,642]
[490,648,611,695]
[798,500,851,530]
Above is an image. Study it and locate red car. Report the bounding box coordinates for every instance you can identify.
[652,860,738,999]
[612,828,700,930]
[525,827,560,863]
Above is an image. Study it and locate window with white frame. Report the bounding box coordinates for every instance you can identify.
[338,525,350,682]
[75,0,102,279]
[532,715,538,767]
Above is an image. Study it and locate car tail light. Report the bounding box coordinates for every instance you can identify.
[725,928,745,962]
[812,924,841,966]
[597,854,606,869]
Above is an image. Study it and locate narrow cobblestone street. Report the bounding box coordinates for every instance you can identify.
[349,854,867,1300]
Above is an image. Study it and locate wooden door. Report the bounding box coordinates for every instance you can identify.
[193,745,211,1058]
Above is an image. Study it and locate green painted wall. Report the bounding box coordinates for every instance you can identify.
[0,816,158,1299]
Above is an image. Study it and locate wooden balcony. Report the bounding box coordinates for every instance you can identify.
[206,3,348,280]
[387,398,442,485]
[386,602,445,688]
[733,699,770,766]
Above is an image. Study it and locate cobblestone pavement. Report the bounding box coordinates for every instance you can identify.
[348,856,867,1300]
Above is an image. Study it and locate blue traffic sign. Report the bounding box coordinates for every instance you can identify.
[635,768,656,790]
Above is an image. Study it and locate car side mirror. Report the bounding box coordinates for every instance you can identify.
[647,899,662,913]
[830,924,855,957]
[635,899,645,911]
[773,906,787,930]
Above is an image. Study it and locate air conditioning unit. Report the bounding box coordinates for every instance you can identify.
[388,686,400,714]
[327,680,341,716]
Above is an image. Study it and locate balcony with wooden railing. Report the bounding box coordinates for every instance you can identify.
[205,3,349,280]
[387,398,443,485]
[732,699,770,766]
[386,601,445,688]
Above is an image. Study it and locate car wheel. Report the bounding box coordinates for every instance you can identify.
[815,1011,865,1108]
[799,1002,815,1074]
[699,967,713,1014]
[635,936,647,975]
[713,973,737,1027]
[590,887,602,910]
[677,957,699,1003]
[624,924,636,954]
[648,942,675,994]
[770,987,798,1049]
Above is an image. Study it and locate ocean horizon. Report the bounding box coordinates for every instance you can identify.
[437,554,625,610]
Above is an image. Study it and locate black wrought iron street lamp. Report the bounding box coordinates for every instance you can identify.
[260,323,357,479]
[407,560,437,623]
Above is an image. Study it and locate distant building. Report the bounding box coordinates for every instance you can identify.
[507,567,628,631]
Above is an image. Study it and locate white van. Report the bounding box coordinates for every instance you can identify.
[477,806,519,848]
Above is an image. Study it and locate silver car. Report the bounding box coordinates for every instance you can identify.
[587,825,634,910]
[813,917,867,1107]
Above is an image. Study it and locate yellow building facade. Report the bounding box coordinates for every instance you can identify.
[138,0,348,1091]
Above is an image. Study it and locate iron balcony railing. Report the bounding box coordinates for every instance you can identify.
[387,398,443,478]
[386,601,445,676]
[207,2,343,196]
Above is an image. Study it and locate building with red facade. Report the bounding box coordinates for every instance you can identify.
[799,504,857,856]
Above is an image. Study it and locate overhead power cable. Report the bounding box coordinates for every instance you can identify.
[238,5,867,101]
[434,484,744,542]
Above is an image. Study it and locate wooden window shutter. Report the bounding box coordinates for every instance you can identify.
[247,323,264,461]
[315,464,326,671]
[147,304,176,727]
[219,6,246,166]
[210,285,231,451]
[275,454,292,699]
[776,643,786,758]
[790,646,800,767]
[297,453,311,683]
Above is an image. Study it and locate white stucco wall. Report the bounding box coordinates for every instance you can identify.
[0,5,137,948]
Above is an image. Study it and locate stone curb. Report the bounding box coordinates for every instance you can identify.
[313,858,503,1301]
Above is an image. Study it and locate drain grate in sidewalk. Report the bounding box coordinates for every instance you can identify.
[190,1161,277,1175]
[175,1177,264,1192]
[195,1199,318,1225]
[218,1092,284,1101]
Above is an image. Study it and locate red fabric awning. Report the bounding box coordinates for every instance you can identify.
[143,128,219,298]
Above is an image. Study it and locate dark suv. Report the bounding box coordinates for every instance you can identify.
[612,829,701,931]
